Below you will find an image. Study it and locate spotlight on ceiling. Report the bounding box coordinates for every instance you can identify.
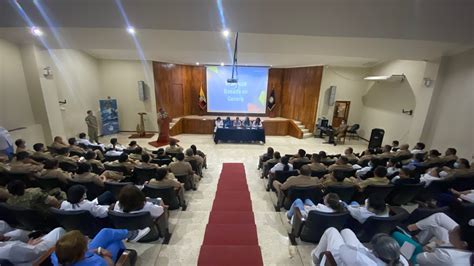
[222,29,230,38]
[196,62,200,66]
[31,27,43,36]
[220,62,225,66]
[127,26,136,35]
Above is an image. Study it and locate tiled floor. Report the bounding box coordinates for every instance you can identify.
[107,133,368,265]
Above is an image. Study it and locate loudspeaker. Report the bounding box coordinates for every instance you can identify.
[368,128,385,149]
[138,81,147,101]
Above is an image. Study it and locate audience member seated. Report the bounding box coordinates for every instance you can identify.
[273,165,320,205]
[155,148,171,160]
[0,226,66,265]
[357,149,373,165]
[349,166,390,190]
[137,154,159,169]
[394,144,411,158]
[165,139,183,154]
[393,212,474,265]
[185,148,202,175]
[411,142,426,154]
[190,144,206,169]
[105,138,125,156]
[319,151,335,165]
[391,140,400,152]
[343,147,358,162]
[14,138,32,154]
[106,153,137,175]
[32,143,54,161]
[84,150,105,172]
[290,149,311,164]
[259,147,274,170]
[269,156,294,177]
[40,159,73,184]
[377,145,395,160]
[347,194,389,224]
[403,153,426,171]
[60,184,114,218]
[77,132,104,150]
[6,180,61,214]
[234,117,242,127]
[326,120,348,145]
[113,185,168,236]
[311,227,407,265]
[51,136,69,150]
[286,193,346,222]
[386,158,400,177]
[68,138,86,155]
[73,163,106,187]
[321,168,355,187]
[420,167,448,187]
[242,116,251,127]
[355,158,381,178]
[449,188,474,203]
[441,147,458,163]
[327,156,352,172]
[52,228,149,265]
[126,140,140,151]
[128,146,144,161]
[309,154,327,172]
[9,151,43,175]
[168,152,199,190]
[424,149,443,165]
[214,117,224,132]
[55,148,78,165]
[148,168,186,207]
[223,116,233,128]
[252,117,263,128]
[262,151,281,178]
[444,158,472,177]
[391,168,418,185]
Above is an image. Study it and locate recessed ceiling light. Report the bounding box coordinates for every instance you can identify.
[220,62,225,66]
[196,62,200,65]
[127,26,136,34]
[31,27,43,36]
[222,29,230,37]
[270,65,273,67]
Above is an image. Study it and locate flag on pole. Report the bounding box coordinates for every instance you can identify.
[199,86,207,110]
[267,89,276,111]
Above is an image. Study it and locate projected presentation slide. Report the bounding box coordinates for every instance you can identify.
[206,66,269,113]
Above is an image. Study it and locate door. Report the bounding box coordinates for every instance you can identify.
[332,101,350,127]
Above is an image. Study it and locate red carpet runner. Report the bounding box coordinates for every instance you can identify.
[198,163,264,266]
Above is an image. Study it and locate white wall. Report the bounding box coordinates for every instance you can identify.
[0,40,45,145]
[317,67,368,127]
[423,49,474,160]
[99,60,157,132]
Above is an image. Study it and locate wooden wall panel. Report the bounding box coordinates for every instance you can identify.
[154,62,322,132]
[263,120,288,136]
[182,118,215,134]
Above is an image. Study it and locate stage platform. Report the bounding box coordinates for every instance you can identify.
[169,116,307,139]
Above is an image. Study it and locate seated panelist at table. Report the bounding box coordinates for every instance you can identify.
[252,117,263,128]
[243,117,251,128]
[214,117,224,133]
[234,117,242,127]
[223,117,233,128]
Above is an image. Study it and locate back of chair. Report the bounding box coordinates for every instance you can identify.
[0,202,19,226]
[325,184,356,203]
[166,152,179,159]
[70,180,105,200]
[386,183,424,206]
[300,211,350,243]
[132,167,157,185]
[175,174,192,190]
[403,206,450,225]
[108,210,159,242]
[411,165,430,179]
[37,177,67,191]
[104,164,129,174]
[104,155,121,162]
[333,169,356,180]
[274,170,299,184]
[91,163,104,175]
[58,162,78,173]
[69,150,85,157]
[416,179,452,202]
[393,154,413,163]
[348,124,360,133]
[363,184,395,201]
[104,181,132,199]
[293,161,311,170]
[357,210,408,242]
[0,172,10,186]
[50,208,102,237]
[142,185,180,210]
[187,159,199,173]
[285,186,324,210]
[7,172,38,188]
[7,204,57,231]
[311,170,328,178]
[453,203,474,225]
[451,177,474,191]
[150,158,172,166]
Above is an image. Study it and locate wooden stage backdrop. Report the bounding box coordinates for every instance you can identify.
[153,62,322,136]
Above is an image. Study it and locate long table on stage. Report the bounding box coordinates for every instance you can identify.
[214,128,266,144]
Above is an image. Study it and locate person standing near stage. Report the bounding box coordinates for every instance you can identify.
[85,110,99,143]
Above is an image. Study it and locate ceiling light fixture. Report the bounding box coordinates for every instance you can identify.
[127,26,136,35]
[220,62,225,66]
[31,27,43,36]
[196,62,200,65]
[364,74,405,82]
[222,29,230,38]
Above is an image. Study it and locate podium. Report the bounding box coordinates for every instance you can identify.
[157,116,171,144]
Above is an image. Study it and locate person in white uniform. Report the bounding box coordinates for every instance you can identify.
[60,185,110,218]
[0,127,14,159]
[311,227,409,265]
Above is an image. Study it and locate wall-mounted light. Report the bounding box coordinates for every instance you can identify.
[402,109,413,116]
[423,78,433,87]
[43,66,53,78]
[59,99,67,105]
